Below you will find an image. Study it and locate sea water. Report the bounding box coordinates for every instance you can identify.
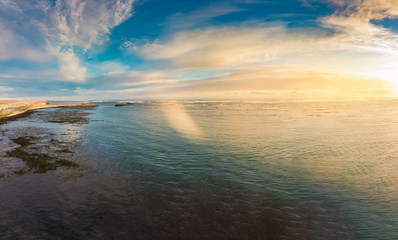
[0,100,397,239]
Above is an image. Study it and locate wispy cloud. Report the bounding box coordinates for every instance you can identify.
[0,0,134,82]
[52,0,134,48]
[0,20,50,62]
[165,2,244,31]
[86,69,180,89]
[133,24,324,68]
[328,0,398,21]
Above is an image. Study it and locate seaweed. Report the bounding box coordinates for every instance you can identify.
[12,136,36,148]
[6,136,79,175]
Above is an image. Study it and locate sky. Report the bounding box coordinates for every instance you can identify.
[1,0,398,100]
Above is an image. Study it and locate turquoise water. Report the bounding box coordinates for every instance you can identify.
[1,100,398,239]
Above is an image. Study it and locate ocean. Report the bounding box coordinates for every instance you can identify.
[0,100,397,239]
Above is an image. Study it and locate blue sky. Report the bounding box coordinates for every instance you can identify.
[0,0,398,99]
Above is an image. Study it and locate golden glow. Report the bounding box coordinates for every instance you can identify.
[162,103,204,139]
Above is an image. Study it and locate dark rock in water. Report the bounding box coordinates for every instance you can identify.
[13,170,27,176]
[56,159,79,168]
[13,136,36,148]
[56,148,73,154]
[115,102,135,107]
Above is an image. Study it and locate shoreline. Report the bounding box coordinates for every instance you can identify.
[0,101,98,123]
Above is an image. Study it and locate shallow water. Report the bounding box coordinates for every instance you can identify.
[1,100,398,239]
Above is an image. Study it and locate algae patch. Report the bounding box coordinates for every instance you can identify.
[12,136,36,148]
[6,136,79,174]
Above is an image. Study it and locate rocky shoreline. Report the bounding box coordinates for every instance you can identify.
[0,102,98,178]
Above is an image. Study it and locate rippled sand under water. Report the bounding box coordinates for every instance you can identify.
[0,100,398,239]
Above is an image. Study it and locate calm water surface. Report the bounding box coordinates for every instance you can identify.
[0,100,398,239]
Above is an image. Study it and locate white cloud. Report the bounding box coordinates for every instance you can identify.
[0,21,50,62]
[57,49,87,82]
[52,0,134,48]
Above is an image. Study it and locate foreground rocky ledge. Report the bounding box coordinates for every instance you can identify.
[0,101,98,120]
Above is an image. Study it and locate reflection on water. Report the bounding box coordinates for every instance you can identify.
[1,100,398,239]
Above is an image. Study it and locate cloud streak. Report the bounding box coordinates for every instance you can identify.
[71,66,393,99]
[134,25,318,68]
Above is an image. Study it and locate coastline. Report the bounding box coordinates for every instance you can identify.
[0,101,98,123]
